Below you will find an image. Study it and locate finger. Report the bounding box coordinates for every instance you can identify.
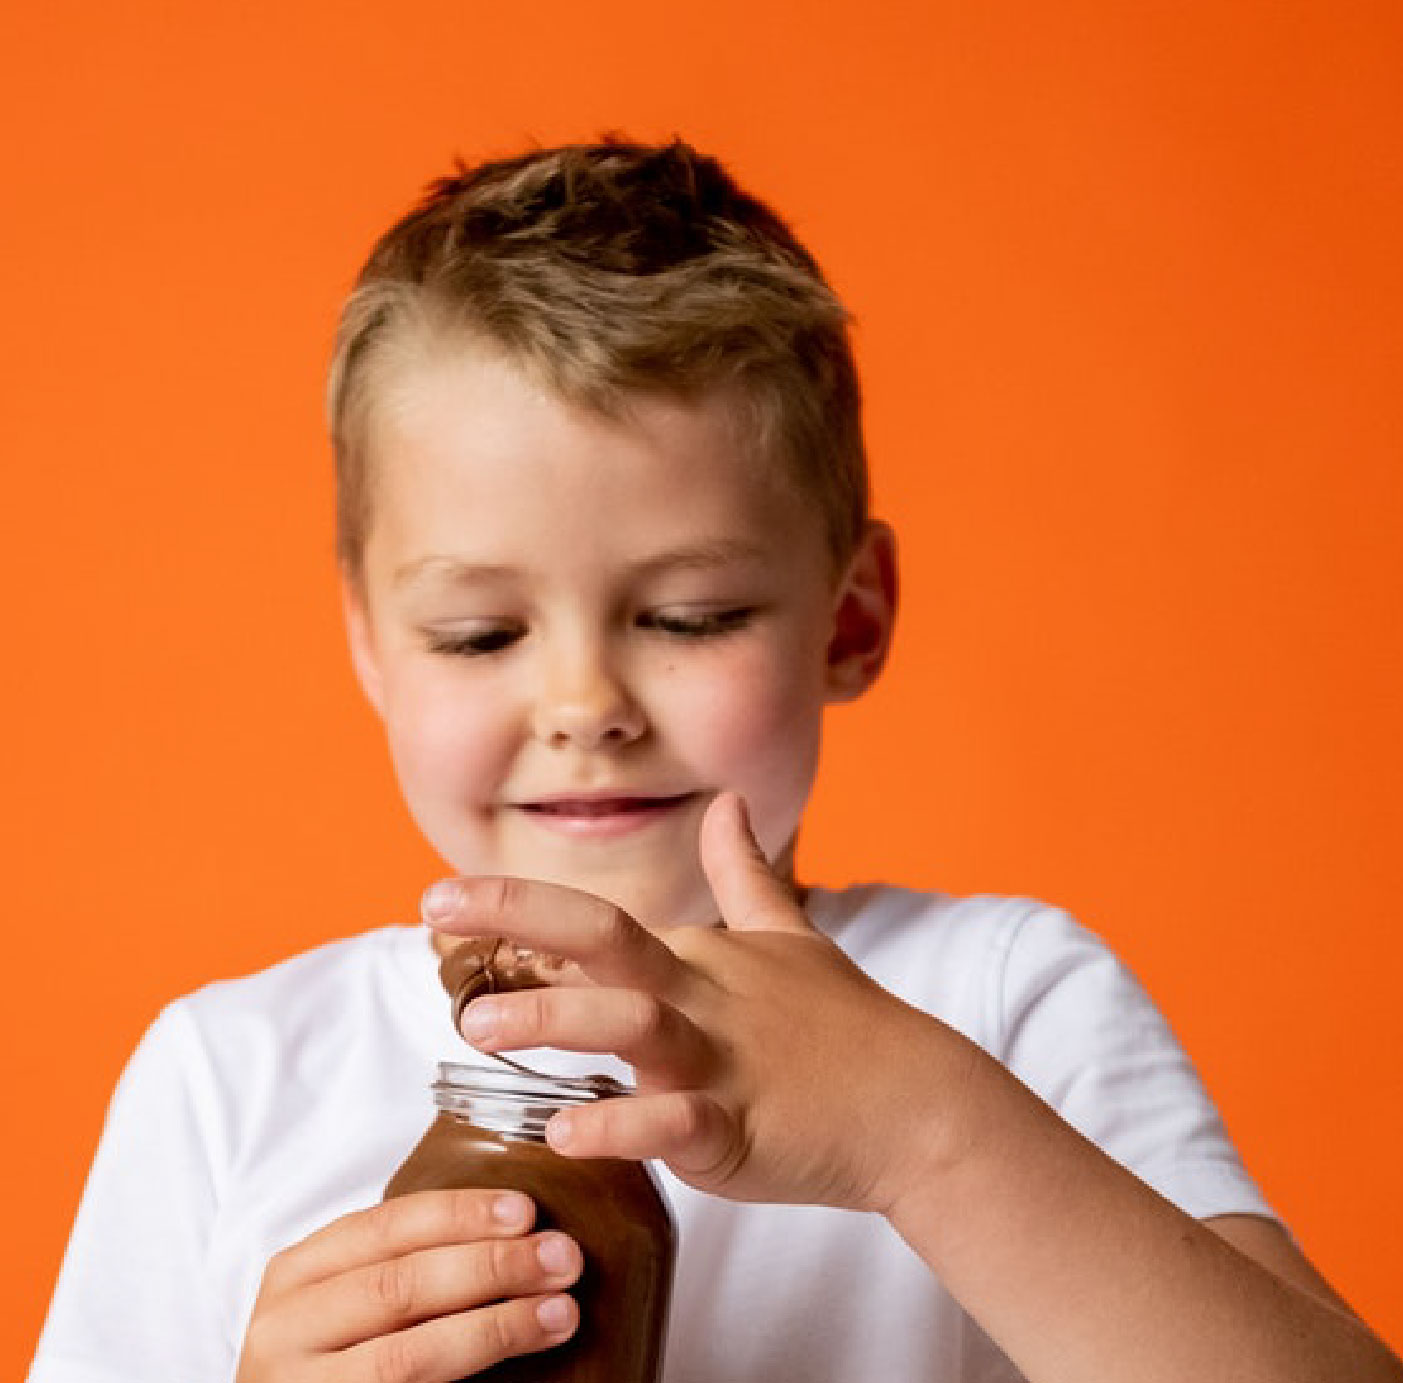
[461,986,716,1085]
[289,1231,582,1353]
[422,875,688,994]
[700,792,814,934]
[338,1291,579,1383]
[547,1089,744,1186]
[262,1189,536,1294]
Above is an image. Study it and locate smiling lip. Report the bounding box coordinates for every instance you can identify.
[513,792,698,838]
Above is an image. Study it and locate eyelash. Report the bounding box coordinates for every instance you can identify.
[645,608,755,639]
[426,629,520,657]
[425,609,755,658]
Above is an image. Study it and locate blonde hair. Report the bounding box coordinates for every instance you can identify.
[327,139,868,582]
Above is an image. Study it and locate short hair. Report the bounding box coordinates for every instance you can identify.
[326,138,868,583]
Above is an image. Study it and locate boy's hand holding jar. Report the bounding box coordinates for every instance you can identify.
[234,1188,583,1383]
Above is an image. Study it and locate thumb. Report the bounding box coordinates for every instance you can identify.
[700,792,812,934]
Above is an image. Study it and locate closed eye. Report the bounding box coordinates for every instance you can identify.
[423,608,756,657]
[425,627,522,657]
[642,608,756,638]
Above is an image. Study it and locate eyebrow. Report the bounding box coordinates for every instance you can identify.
[393,538,771,590]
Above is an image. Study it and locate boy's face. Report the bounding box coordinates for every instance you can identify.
[342,340,892,934]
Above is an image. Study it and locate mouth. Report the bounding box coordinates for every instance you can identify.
[512,791,700,837]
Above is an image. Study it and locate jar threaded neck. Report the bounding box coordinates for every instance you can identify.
[432,1061,628,1142]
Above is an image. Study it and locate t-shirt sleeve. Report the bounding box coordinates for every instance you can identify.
[28,1001,237,1383]
[991,903,1278,1223]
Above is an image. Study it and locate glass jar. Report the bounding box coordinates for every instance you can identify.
[385,1061,676,1383]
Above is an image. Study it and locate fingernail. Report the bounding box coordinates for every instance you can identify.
[460,999,499,1043]
[536,1233,577,1275]
[546,1111,574,1149]
[491,1193,531,1228]
[421,879,464,923]
[537,1295,576,1335]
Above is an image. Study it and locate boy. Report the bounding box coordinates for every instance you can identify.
[31,140,1401,1382]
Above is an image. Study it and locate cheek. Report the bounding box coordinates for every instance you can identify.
[661,642,825,795]
[379,668,514,807]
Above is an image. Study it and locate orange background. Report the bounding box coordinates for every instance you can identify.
[4,0,1400,1371]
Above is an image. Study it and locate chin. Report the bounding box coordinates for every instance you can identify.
[429,843,709,932]
[526,857,713,931]
[572,871,714,932]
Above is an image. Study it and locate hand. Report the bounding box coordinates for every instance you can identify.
[235,1189,583,1383]
[423,792,976,1215]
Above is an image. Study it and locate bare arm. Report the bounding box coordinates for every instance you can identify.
[883,1040,1402,1383]
[1205,1214,1356,1314]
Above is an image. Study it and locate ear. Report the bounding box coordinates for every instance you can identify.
[825,518,898,703]
[339,566,386,717]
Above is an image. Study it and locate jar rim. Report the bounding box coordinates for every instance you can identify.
[435,1060,630,1105]
[433,1060,632,1141]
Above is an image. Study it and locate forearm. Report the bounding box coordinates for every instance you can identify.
[886,1044,1402,1383]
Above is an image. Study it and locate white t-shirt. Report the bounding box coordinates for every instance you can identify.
[30,886,1276,1383]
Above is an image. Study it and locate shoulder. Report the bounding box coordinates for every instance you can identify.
[815,880,1125,977]
[160,925,438,1089]
[808,884,1080,1045]
[812,885,1277,1221]
[810,881,1057,946]
[810,884,1162,1054]
[181,925,421,1022]
[114,926,443,1175]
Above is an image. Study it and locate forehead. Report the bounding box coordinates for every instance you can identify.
[362,338,828,565]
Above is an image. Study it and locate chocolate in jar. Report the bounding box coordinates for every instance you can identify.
[384,937,676,1383]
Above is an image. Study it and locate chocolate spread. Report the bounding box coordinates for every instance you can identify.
[384,935,676,1383]
[438,937,577,1032]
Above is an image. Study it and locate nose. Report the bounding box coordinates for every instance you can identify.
[532,637,647,751]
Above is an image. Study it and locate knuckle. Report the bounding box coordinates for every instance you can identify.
[664,924,707,964]
[443,1187,491,1241]
[669,1092,705,1141]
[486,1234,527,1287]
[670,1091,726,1152]
[372,1333,429,1383]
[658,929,720,997]
[625,991,666,1045]
[368,1256,418,1318]
[578,1097,614,1145]
[519,986,550,1036]
[591,900,635,952]
[667,923,721,966]
[259,1245,292,1294]
[236,1314,275,1374]
[361,1199,405,1257]
[462,876,518,927]
[480,1301,530,1362]
[489,876,524,921]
